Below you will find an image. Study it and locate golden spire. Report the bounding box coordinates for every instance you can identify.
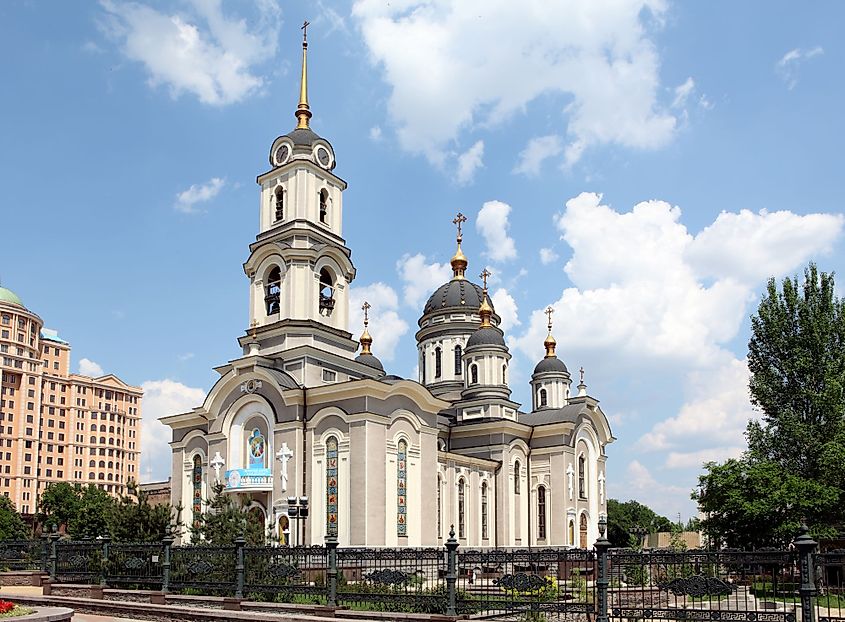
[450,212,468,279]
[295,21,312,130]
[543,305,557,358]
[479,269,493,328]
[359,301,373,355]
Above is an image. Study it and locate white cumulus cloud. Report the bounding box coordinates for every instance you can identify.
[477,200,517,263]
[99,0,282,106]
[396,253,451,308]
[455,140,484,185]
[539,248,559,265]
[491,288,520,333]
[777,46,824,90]
[349,283,409,362]
[352,0,677,167]
[139,379,206,482]
[514,135,563,177]
[174,177,225,213]
[78,358,105,377]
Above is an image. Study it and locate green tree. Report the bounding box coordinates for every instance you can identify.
[68,485,115,539]
[0,496,29,540]
[694,264,845,548]
[606,499,674,547]
[109,482,180,543]
[37,482,82,532]
[193,483,267,545]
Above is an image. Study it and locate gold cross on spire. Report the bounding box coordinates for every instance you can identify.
[301,20,310,42]
[479,268,491,292]
[579,366,585,384]
[250,320,258,340]
[452,212,467,241]
[362,301,371,327]
[295,20,312,129]
[545,306,554,332]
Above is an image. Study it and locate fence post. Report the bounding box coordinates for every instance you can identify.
[161,530,174,594]
[40,532,50,574]
[445,524,459,617]
[100,535,111,587]
[325,535,338,607]
[795,522,818,622]
[234,535,245,599]
[49,531,59,582]
[595,516,611,622]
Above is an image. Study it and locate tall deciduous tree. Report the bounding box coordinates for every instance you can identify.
[695,264,845,548]
[0,496,29,540]
[606,499,674,547]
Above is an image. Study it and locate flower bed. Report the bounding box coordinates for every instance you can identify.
[0,600,34,618]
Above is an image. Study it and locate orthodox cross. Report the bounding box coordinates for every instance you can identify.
[452,212,467,241]
[210,452,225,484]
[598,471,606,504]
[579,366,585,384]
[566,463,574,500]
[479,268,491,291]
[362,301,371,327]
[276,442,294,493]
[301,20,310,43]
[544,306,554,332]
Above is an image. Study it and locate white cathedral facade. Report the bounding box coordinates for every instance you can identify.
[161,32,614,549]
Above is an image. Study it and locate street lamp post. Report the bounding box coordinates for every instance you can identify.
[287,496,309,546]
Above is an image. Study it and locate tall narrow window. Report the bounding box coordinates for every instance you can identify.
[502,364,507,385]
[274,186,284,222]
[266,267,281,315]
[537,485,547,540]
[397,440,407,536]
[514,460,521,495]
[454,345,462,375]
[434,347,442,378]
[437,475,442,538]
[578,455,586,499]
[319,269,335,314]
[458,478,466,539]
[481,482,488,540]
[539,388,548,407]
[192,455,202,529]
[319,189,329,224]
[470,364,478,385]
[326,436,338,537]
[580,513,588,548]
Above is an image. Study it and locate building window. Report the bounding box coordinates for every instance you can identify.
[457,478,466,539]
[434,347,442,378]
[537,485,547,540]
[274,186,284,222]
[514,460,520,495]
[454,345,462,375]
[470,364,478,385]
[578,455,586,499]
[192,455,203,529]
[326,436,338,537]
[397,439,407,536]
[265,267,281,315]
[319,269,335,314]
[481,482,488,540]
[319,189,329,224]
[580,513,588,548]
[502,364,507,385]
[539,388,547,407]
[569,519,575,545]
[436,474,442,539]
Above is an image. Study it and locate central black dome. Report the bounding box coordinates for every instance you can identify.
[423,279,494,315]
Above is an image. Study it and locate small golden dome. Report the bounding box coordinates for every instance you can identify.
[479,294,493,328]
[451,243,468,279]
[544,333,557,358]
[359,328,373,355]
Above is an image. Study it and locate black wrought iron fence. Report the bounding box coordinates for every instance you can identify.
[169,544,236,596]
[456,547,597,618]
[814,550,845,622]
[0,539,45,571]
[55,540,103,584]
[107,543,164,589]
[243,544,327,603]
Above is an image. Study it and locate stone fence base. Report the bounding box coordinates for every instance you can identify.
[0,571,47,587]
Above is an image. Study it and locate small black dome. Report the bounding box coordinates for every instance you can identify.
[285,127,323,146]
[533,356,568,375]
[423,279,493,315]
[466,327,506,348]
[355,353,385,373]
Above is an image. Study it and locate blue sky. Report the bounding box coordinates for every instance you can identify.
[1,0,843,520]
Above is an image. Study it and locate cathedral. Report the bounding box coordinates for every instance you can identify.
[161,31,614,549]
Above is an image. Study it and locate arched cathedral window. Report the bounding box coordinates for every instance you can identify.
[192,455,202,529]
[319,189,329,224]
[470,364,478,385]
[539,388,547,407]
[502,364,507,385]
[274,186,284,222]
[266,267,281,315]
[319,269,335,314]
[397,440,407,536]
[454,345,462,375]
[514,460,520,495]
[481,482,488,540]
[434,347,442,378]
[457,478,466,539]
[578,454,586,499]
[326,436,338,537]
[537,485,547,540]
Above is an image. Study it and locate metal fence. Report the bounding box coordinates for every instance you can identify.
[0,524,830,620]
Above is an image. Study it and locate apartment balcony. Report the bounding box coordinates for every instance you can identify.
[224,468,273,492]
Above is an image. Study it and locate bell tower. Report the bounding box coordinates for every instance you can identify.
[239,24,378,386]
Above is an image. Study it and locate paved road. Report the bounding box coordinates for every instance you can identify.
[72,616,151,622]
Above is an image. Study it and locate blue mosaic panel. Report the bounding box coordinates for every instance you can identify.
[326,437,338,537]
[192,455,202,528]
[397,440,407,536]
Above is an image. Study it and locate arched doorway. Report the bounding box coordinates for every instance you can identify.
[579,513,588,548]
[278,515,290,546]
